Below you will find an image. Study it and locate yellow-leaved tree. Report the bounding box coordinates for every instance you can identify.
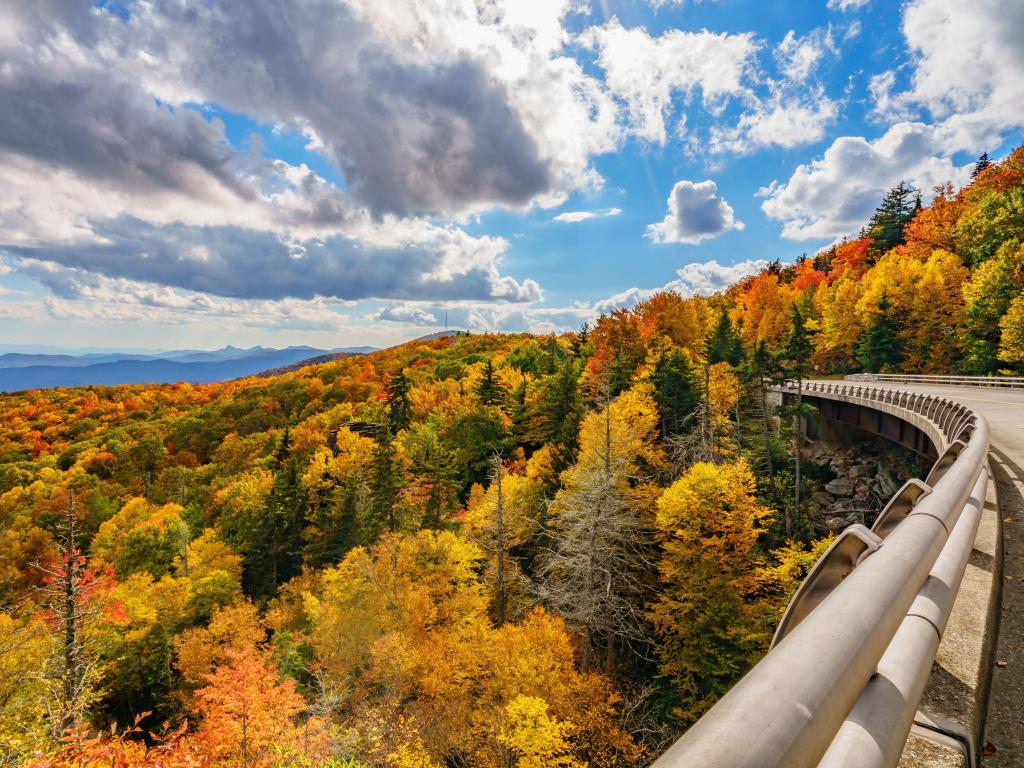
[650,459,775,722]
[293,530,641,767]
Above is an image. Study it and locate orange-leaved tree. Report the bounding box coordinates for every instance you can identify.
[193,646,326,767]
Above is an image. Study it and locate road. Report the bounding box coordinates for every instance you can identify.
[846,383,1024,766]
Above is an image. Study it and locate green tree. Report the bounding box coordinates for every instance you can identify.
[705,310,744,367]
[960,240,1024,372]
[531,358,583,465]
[476,359,505,406]
[867,181,917,257]
[385,370,412,432]
[651,348,701,439]
[367,429,401,539]
[856,293,904,373]
[256,429,307,597]
[783,304,814,539]
[971,151,991,179]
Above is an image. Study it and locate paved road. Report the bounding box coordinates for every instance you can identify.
[849,383,1024,766]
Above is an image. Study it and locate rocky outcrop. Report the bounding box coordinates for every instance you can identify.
[804,439,924,534]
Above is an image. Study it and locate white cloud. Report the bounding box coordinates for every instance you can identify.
[894,0,1024,154]
[580,19,761,145]
[668,259,769,294]
[764,0,1024,242]
[372,304,440,326]
[552,207,622,223]
[0,2,555,306]
[709,87,839,154]
[593,258,768,312]
[759,122,971,240]
[828,0,871,10]
[706,26,841,156]
[646,180,744,245]
[776,28,835,83]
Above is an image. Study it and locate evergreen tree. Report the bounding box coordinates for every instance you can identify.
[748,341,781,504]
[972,151,991,179]
[856,293,904,373]
[385,369,411,432]
[476,359,504,406]
[569,321,591,357]
[783,305,814,539]
[651,348,700,439]
[705,310,744,367]
[867,181,917,256]
[260,429,307,596]
[532,358,583,464]
[367,429,401,538]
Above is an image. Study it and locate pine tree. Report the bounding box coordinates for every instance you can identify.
[476,359,504,406]
[651,348,700,439]
[972,151,991,179]
[705,310,744,367]
[784,305,813,539]
[749,341,780,504]
[867,181,917,257]
[531,358,583,465]
[569,321,591,357]
[385,370,411,432]
[856,293,904,373]
[367,429,401,538]
[261,429,307,595]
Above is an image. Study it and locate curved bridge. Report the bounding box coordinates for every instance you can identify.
[654,377,1024,768]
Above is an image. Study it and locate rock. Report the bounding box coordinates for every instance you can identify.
[849,464,874,479]
[875,469,901,497]
[825,477,855,496]
[812,491,835,507]
[826,516,847,532]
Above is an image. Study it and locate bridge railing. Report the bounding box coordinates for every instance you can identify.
[848,372,1024,388]
[653,381,990,768]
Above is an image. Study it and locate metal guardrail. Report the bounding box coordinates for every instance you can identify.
[653,381,990,768]
[848,373,1024,388]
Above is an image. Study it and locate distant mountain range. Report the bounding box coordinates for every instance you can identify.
[0,345,378,392]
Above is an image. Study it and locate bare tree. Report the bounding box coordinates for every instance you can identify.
[537,401,654,672]
[32,492,103,744]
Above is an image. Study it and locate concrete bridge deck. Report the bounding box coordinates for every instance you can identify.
[819,381,1024,766]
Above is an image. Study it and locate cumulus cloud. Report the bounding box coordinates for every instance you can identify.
[552,208,622,223]
[13,259,359,333]
[646,180,744,245]
[0,1,559,307]
[709,87,839,154]
[759,122,971,240]
[373,304,440,326]
[67,0,611,219]
[593,259,768,312]
[893,0,1024,153]
[580,19,761,145]
[762,0,1024,242]
[668,259,769,294]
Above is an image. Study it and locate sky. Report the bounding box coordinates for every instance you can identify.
[1,0,1022,352]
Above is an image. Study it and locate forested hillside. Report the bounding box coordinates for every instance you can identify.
[1,147,1023,768]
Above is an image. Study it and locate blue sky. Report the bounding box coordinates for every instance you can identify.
[0,0,1020,351]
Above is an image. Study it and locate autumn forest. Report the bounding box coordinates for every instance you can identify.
[2,147,1024,767]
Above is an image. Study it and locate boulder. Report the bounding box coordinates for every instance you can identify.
[825,477,855,496]
[875,469,901,497]
[812,491,835,507]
